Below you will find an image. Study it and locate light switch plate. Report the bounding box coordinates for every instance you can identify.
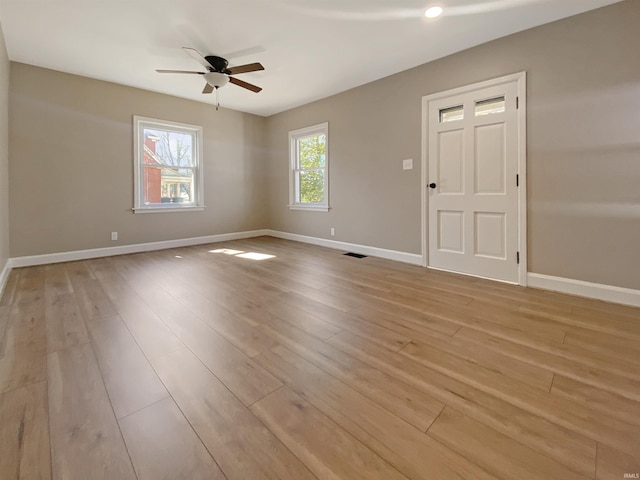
[403,159,413,170]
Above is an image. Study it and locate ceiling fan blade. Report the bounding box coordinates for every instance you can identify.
[227,62,265,75]
[182,47,212,69]
[156,69,205,74]
[229,76,262,93]
[202,83,214,94]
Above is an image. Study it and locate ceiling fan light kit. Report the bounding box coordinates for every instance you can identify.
[204,72,229,89]
[156,47,264,110]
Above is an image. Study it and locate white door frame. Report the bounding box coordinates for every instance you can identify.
[421,72,528,285]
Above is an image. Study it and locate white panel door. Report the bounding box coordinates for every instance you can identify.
[427,80,521,283]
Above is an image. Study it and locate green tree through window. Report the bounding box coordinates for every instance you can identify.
[298,134,326,203]
[289,122,329,211]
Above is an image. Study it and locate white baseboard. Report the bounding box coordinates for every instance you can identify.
[8,229,270,268]
[527,272,640,308]
[0,258,10,300]
[266,230,423,266]
[6,229,638,308]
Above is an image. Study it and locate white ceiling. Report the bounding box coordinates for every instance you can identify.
[0,0,622,116]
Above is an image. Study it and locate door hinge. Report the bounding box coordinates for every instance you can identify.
[517,251,520,264]
[516,96,519,109]
[516,174,519,187]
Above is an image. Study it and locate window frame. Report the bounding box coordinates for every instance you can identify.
[288,122,329,212]
[133,115,205,214]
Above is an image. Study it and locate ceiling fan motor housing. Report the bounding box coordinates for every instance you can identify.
[205,55,230,73]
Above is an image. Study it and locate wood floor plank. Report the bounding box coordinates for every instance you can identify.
[150,347,316,480]
[287,282,357,312]
[451,323,640,382]
[119,397,226,480]
[596,443,640,480]
[5,237,640,478]
[455,327,640,400]
[0,338,47,394]
[5,293,46,345]
[0,381,51,479]
[271,294,411,350]
[162,286,278,358]
[158,248,287,304]
[262,295,344,340]
[0,300,47,394]
[85,314,169,419]
[250,386,410,480]
[88,266,143,304]
[327,330,597,477]
[48,342,136,480]
[425,301,567,345]
[397,334,640,458]
[400,337,552,397]
[347,303,461,336]
[257,257,362,293]
[336,274,475,309]
[106,256,284,406]
[551,375,640,427]
[326,282,433,312]
[404,329,554,392]
[0,304,8,354]
[322,313,416,351]
[255,345,500,480]
[571,301,640,322]
[519,304,640,339]
[347,285,565,347]
[209,292,277,327]
[151,292,282,406]
[117,299,186,361]
[65,262,117,320]
[13,267,45,306]
[44,263,74,306]
[222,257,330,298]
[428,407,591,480]
[393,272,571,314]
[564,327,640,361]
[45,296,89,354]
[0,268,19,306]
[259,319,444,432]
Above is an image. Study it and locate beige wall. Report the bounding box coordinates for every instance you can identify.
[265,0,640,290]
[0,22,9,275]
[9,63,267,257]
[5,1,640,291]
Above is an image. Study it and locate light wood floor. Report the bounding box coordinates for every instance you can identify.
[1,236,639,480]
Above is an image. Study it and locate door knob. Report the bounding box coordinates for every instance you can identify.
[429,183,437,189]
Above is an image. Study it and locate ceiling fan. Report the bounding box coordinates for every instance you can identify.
[156,47,264,95]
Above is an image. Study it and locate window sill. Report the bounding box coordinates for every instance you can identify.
[288,204,330,212]
[133,206,206,214]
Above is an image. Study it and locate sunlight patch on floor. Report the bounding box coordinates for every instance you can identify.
[209,248,245,255]
[209,248,276,261]
[235,252,276,261]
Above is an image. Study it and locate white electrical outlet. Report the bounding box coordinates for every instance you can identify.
[330,228,335,236]
[403,159,413,170]
[111,232,118,241]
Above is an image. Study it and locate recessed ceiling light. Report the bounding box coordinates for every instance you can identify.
[425,6,443,18]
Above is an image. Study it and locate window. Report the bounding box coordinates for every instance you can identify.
[475,96,506,116]
[289,122,329,211]
[440,105,464,123]
[133,116,204,213]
